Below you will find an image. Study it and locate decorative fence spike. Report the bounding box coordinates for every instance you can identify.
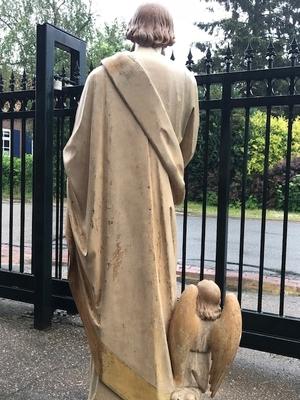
[73,60,80,85]
[224,44,233,72]
[31,75,36,110]
[205,47,212,74]
[21,69,27,90]
[0,72,3,92]
[289,37,299,67]
[61,66,66,86]
[185,48,194,71]
[244,42,254,70]
[32,75,36,90]
[170,51,175,61]
[9,71,15,91]
[266,40,276,69]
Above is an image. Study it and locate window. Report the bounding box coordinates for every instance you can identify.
[2,129,11,154]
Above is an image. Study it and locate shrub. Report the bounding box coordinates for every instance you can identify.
[249,157,300,210]
[2,155,33,196]
[188,109,300,210]
[289,175,300,212]
[248,112,300,175]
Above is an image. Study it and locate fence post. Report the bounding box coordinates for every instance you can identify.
[32,24,55,329]
[215,79,232,305]
[32,23,87,329]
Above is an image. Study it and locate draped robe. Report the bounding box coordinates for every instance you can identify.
[63,51,199,400]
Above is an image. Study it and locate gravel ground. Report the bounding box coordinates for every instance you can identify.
[0,297,299,400]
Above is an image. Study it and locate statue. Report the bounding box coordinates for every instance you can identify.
[63,3,241,400]
[168,280,242,399]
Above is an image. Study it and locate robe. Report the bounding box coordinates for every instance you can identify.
[63,51,199,400]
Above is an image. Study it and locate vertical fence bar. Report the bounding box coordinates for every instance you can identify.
[279,41,298,316]
[257,106,271,313]
[9,118,14,271]
[237,45,254,303]
[58,114,65,279]
[33,24,55,329]
[257,42,276,313]
[0,104,2,269]
[181,49,194,292]
[199,59,211,280]
[30,88,35,275]
[257,88,274,313]
[55,114,60,279]
[200,108,209,281]
[20,72,27,273]
[279,106,293,316]
[181,169,189,292]
[238,84,252,303]
[215,79,232,304]
[20,117,26,273]
[237,107,251,304]
[30,117,35,275]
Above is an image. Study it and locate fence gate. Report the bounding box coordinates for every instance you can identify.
[0,23,299,357]
[0,23,86,329]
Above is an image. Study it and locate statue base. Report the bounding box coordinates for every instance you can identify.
[88,362,122,400]
[171,387,202,400]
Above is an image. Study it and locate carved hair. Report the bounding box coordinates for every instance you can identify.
[126,3,175,48]
[196,280,221,321]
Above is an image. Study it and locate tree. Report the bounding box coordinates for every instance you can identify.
[88,19,130,68]
[0,0,93,74]
[0,0,128,82]
[196,0,300,70]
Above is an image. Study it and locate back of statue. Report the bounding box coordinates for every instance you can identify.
[63,3,199,400]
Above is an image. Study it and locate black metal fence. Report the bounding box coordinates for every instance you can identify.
[0,23,299,358]
[0,65,35,297]
[182,42,300,357]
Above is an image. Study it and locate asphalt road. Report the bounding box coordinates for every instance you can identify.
[1,202,300,276]
[1,202,61,245]
[177,214,300,276]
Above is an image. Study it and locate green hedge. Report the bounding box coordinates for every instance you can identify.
[188,110,300,211]
[248,112,300,175]
[2,155,33,196]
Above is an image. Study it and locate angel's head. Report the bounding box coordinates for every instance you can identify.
[196,280,221,321]
[126,3,175,49]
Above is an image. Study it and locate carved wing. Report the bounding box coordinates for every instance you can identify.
[168,285,199,386]
[209,293,242,398]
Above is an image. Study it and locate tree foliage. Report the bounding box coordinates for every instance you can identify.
[196,0,300,70]
[0,0,128,77]
[88,19,129,67]
[188,109,300,209]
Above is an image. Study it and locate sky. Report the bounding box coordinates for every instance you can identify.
[89,0,228,64]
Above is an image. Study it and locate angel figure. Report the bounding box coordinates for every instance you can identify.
[168,280,242,399]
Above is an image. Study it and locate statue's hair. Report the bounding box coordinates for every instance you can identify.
[126,3,175,48]
[196,280,221,321]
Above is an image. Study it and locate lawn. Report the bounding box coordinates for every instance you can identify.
[176,201,300,222]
